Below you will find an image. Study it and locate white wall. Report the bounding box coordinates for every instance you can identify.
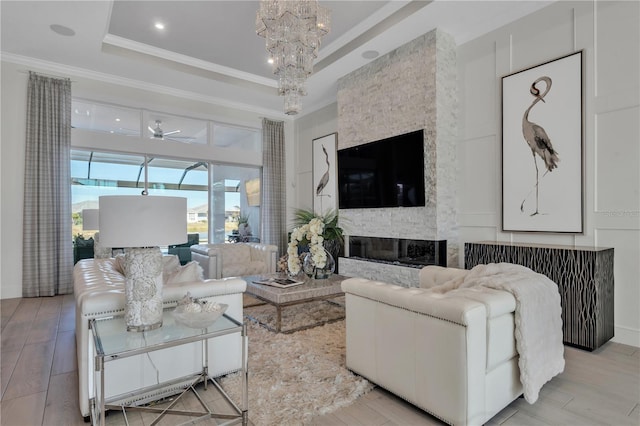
[0,59,295,299]
[457,0,640,346]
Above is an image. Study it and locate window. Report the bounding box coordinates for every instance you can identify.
[71,151,209,244]
[71,99,263,246]
[72,100,141,137]
[146,113,207,145]
[213,123,260,151]
[71,150,262,245]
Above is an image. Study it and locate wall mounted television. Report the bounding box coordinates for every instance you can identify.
[337,129,425,209]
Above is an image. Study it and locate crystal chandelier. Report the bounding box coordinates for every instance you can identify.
[256,0,331,115]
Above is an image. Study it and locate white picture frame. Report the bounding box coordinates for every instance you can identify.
[312,133,338,215]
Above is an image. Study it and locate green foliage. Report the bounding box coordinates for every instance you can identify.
[238,212,250,224]
[73,233,94,247]
[291,208,344,244]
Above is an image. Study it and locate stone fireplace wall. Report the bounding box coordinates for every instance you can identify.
[337,29,459,275]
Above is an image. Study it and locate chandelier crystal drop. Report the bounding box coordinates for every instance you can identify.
[256,0,331,115]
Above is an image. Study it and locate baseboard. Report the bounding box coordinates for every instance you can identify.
[612,325,640,348]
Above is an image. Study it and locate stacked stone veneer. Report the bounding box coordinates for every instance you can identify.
[337,29,458,284]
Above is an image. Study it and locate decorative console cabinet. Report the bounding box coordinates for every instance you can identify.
[465,241,614,351]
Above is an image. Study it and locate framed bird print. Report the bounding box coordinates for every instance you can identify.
[312,133,338,215]
[501,51,583,233]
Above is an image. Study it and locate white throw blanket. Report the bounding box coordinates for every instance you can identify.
[430,263,565,403]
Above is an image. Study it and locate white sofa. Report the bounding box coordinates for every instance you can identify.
[191,242,278,279]
[73,256,246,419]
[341,266,522,426]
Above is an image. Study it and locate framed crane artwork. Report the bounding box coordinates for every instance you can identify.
[501,50,583,233]
[312,133,338,215]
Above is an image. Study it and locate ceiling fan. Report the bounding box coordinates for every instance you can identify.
[148,120,181,140]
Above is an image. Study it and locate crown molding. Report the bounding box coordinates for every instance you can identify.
[1,52,290,121]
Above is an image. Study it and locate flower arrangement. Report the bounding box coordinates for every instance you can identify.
[277,255,289,273]
[286,209,344,275]
[287,217,326,274]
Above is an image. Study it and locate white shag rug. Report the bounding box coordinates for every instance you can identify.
[220,313,373,425]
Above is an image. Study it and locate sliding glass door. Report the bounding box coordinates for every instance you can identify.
[209,164,261,244]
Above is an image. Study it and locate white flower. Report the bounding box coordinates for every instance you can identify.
[287,217,328,273]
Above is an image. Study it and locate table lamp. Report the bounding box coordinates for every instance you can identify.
[98,195,187,331]
[82,208,111,259]
[82,208,99,231]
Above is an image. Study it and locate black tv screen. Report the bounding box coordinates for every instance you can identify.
[338,130,425,209]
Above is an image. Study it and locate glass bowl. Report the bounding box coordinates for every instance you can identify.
[172,303,228,329]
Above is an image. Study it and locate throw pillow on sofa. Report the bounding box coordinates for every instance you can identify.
[113,253,126,275]
[162,255,181,277]
[165,261,204,285]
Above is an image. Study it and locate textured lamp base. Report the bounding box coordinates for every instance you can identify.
[123,247,164,332]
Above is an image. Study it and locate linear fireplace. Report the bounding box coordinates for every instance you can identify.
[348,236,447,268]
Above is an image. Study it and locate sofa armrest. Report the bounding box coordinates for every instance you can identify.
[191,245,222,279]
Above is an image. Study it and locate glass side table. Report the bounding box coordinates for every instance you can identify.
[90,308,248,426]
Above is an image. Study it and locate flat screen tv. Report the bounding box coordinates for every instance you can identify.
[338,130,425,209]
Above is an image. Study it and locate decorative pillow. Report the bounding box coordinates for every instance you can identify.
[165,261,204,285]
[113,253,126,276]
[163,255,181,277]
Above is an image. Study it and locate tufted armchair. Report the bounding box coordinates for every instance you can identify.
[191,242,278,279]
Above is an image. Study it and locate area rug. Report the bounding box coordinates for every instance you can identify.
[219,316,373,425]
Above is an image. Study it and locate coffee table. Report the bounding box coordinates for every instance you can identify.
[244,274,347,333]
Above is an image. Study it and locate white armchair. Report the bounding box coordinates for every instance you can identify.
[191,242,278,279]
[341,266,523,425]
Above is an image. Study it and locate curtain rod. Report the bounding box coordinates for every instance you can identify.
[259,117,284,123]
[19,70,75,82]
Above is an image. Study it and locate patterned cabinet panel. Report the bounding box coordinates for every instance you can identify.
[464,241,614,351]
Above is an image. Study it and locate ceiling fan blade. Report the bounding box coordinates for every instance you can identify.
[166,136,195,142]
[148,126,156,133]
[163,130,181,136]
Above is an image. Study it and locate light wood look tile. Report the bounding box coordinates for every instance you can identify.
[0,350,20,400]
[1,298,21,332]
[51,329,77,375]
[42,371,85,426]
[35,296,62,320]
[1,295,639,426]
[2,339,55,401]
[0,390,47,426]
[26,316,60,345]
[1,319,33,353]
[10,297,42,323]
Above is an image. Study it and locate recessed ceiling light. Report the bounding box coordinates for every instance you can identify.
[154,22,165,30]
[362,50,379,60]
[115,118,121,122]
[50,24,75,36]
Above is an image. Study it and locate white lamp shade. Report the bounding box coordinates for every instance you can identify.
[98,195,187,247]
[82,209,99,230]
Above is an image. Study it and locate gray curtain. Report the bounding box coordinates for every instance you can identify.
[22,72,73,297]
[260,118,287,256]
